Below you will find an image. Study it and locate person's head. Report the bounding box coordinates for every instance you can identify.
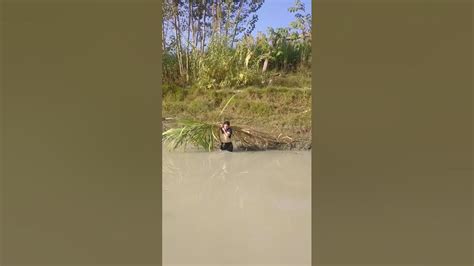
[223,121,230,129]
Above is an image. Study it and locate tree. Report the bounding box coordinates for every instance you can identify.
[162,0,265,81]
[288,0,311,41]
[163,0,265,52]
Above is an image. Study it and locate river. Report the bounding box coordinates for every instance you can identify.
[163,149,311,266]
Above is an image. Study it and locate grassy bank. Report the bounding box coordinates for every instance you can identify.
[163,72,312,150]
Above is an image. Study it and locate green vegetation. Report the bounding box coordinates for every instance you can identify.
[162,118,298,151]
[163,0,311,89]
[162,88,312,151]
[163,119,217,151]
[162,0,312,151]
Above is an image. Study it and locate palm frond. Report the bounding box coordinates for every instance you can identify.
[162,119,295,152]
[231,125,294,151]
[162,119,219,152]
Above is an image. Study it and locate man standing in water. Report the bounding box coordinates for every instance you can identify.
[220,121,233,152]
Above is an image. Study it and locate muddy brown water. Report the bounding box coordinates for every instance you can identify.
[163,149,311,266]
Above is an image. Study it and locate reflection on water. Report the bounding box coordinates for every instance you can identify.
[163,150,311,266]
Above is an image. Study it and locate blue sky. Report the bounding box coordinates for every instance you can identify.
[253,0,312,35]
